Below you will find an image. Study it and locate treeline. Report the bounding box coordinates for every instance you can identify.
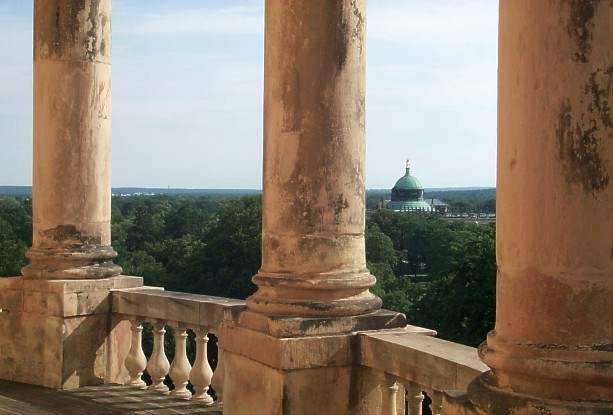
[112,195,260,300]
[0,195,495,346]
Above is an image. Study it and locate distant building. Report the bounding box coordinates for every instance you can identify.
[388,161,433,212]
[429,198,449,214]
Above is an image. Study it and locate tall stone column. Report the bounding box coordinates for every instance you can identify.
[0,0,141,389]
[467,1,612,413]
[246,0,381,317]
[219,2,406,413]
[22,0,121,279]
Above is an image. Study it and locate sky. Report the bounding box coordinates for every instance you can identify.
[0,0,498,189]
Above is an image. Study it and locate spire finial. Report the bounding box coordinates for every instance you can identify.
[405,158,411,174]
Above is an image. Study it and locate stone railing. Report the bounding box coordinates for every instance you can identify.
[359,329,488,415]
[109,287,486,413]
[111,287,245,405]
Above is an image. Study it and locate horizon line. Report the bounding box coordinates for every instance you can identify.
[0,185,496,191]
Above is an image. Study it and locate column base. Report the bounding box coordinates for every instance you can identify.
[442,375,613,415]
[478,331,613,402]
[460,372,613,415]
[0,275,142,389]
[216,309,406,414]
[22,246,122,279]
[247,271,382,317]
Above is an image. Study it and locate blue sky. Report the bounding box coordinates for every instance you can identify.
[0,0,498,189]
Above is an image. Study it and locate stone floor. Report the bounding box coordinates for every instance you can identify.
[0,381,222,414]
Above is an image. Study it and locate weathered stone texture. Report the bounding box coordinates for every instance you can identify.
[24,0,120,280]
[221,350,390,415]
[0,276,142,389]
[111,288,246,331]
[467,0,613,413]
[247,0,381,318]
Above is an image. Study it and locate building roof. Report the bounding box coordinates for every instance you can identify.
[389,161,430,212]
[393,172,424,191]
[429,198,448,206]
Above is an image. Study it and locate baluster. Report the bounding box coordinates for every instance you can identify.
[124,319,147,389]
[211,347,225,406]
[189,328,214,404]
[147,321,170,394]
[430,391,443,415]
[384,374,399,415]
[169,325,192,399]
[406,382,424,415]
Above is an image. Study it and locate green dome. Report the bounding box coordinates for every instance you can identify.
[393,172,423,191]
[389,163,431,212]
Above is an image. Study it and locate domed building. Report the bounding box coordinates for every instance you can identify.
[388,161,432,212]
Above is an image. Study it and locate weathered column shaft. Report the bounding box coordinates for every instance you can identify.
[246,0,381,317]
[1,0,140,391]
[24,0,121,279]
[471,0,612,412]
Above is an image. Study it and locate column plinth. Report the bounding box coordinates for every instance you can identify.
[246,0,381,318]
[466,1,613,413]
[22,0,120,280]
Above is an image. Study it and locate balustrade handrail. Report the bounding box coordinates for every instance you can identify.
[360,329,487,392]
[359,329,488,414]
[111,287,246,332]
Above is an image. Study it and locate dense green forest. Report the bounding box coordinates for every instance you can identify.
[0,195,495,347]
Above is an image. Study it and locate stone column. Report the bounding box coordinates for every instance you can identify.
[246,0,381,317]
[219,2,406,413]
[22,0,121,279]
[0,0,141,389]
[467,1,612,413]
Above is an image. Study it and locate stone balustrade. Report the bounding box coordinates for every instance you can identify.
[109,287,487,413]
[111,288,245,405]
[358,329,488,415]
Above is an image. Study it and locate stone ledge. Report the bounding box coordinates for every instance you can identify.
[359,331,488,392]
[111,288,246,331]
[0,276,143,293]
